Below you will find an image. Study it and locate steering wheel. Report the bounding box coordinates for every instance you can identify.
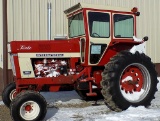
[92,33,100,37]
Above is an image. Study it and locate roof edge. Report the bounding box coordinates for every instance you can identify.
[64,2,132,15]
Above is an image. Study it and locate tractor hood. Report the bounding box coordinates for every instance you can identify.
[8,38,80,53]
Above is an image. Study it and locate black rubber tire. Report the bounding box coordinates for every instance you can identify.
[74,81,103,101]
[10,91,47,121]
[75,89,89,100]
[2,82,16,107]
[75,89,103,101]
[101,51,158,111]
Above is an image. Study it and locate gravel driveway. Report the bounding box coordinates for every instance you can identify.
[0,96,12,121]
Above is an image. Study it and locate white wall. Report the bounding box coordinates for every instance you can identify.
[5,0,160,63]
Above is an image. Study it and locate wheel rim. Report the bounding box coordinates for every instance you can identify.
[120,63,151,103]
[20,101,40,120]
[9,89,16,101]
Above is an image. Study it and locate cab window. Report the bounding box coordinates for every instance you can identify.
[114,14,134,38]
[88,12,110,38]
[68,13,85,38]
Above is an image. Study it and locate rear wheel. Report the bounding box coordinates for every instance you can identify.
[10,91,47,121]
[2,82,16,107]
[101,51,158,111]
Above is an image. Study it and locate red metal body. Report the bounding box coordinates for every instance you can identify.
[9,4,142,97]
[10,39,80,53]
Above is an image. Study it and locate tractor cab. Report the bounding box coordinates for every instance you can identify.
[65,3,140,66]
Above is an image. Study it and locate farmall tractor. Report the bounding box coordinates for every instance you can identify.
[2,3,158,121]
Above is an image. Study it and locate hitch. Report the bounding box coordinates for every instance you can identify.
[86,81,97,96]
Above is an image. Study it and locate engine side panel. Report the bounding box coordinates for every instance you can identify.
[18,53,80,78]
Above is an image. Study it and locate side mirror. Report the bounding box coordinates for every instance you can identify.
[135,12,140,16]
[143,36,148,41]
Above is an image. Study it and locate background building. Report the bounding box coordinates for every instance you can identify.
[0,0,160,94]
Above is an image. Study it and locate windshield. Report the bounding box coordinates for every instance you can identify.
[88,12,110,38]
[68,13,85,38]
[114,14,134,38]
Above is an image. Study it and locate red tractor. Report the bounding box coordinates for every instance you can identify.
[2,3,158,121]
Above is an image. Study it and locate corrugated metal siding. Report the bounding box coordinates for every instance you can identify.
[7,0,160,63]
[0,0,3,68]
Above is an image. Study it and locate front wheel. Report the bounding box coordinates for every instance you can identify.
[101,51,158,111]
[10,91,47,121]
[2,82,16,107]
[75,89,103,101]
[74,81,103,101]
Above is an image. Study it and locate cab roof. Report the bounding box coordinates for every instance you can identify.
[64,3,131,15]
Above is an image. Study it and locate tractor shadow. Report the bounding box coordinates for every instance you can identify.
[44,107,58,120]
[41,90,104,120]
[41,90,82,120]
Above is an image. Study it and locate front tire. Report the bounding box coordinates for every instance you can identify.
[75,89,103,101]
[75,81,103,101]
[2,82,16,107]
[101,51,158,111]
[10,91,47,121]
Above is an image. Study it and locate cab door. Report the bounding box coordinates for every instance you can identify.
[87,11,111,65]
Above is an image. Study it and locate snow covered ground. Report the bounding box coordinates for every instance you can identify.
[1,78,160,121]
[44,78,160,121]
[0,101,3,105]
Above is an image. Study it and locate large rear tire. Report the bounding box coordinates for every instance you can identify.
[2,82,16,107]
[10,91,47,121]
[101,51,158,111]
